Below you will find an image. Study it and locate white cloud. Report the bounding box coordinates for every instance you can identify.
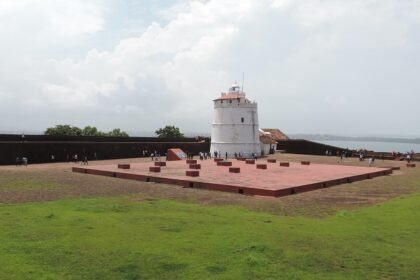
[39,1,260,114]
[0,0,420,136]
[0,0,104,44]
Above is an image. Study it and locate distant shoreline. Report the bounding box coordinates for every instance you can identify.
[312,140,419,154]
[290,134,420,145]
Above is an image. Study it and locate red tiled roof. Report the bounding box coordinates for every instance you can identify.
[259,134,277,144]
[214,93,243,101]
[261,129,289,141]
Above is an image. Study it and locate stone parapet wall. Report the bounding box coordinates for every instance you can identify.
[0,135,210,165]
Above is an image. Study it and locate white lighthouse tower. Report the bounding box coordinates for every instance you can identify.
[210,83,261,158]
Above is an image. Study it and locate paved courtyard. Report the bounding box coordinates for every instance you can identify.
[73,159,393,197]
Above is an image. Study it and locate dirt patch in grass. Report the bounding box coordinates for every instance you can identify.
[0,154,419,217]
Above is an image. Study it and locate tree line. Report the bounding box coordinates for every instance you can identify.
[44,124,185,138]
[44,125,129,137]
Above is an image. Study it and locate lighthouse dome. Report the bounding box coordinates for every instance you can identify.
[228,82,241,93]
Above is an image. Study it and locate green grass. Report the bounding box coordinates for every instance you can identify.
[1,194,420,279]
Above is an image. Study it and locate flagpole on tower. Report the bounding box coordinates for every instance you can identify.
[242,72,245,93]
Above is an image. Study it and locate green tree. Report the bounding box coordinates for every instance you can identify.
[44,125,129,137]
[82,126,100,136]
[155,125,184,138]
[107,128,129,137]
[44,125,82,136]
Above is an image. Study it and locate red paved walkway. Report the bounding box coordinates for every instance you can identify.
[73,159,392,197]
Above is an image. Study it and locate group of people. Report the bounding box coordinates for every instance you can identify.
[354,151,376,166]
[406,153,412,163]
[66,154,89,165]
[324,149,378,165]
[199,152,210,160]
[324,147,418,166]
[325,149,351,159]
[151,150,161,161]
[15,152,93,166]
[212,151,258,160]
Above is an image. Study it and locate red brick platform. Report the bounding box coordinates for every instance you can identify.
[73,161,393,197]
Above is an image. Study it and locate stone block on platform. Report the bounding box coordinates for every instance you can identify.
[154,161,166,167]
[407,163,416,168]
[189,164,201,169]
[149,166,161,173]
[267,159,277,163]
[214,158,224,162]
[118,164,130,169]
[257,164,267,169]
[186,159,197,164]
[301,161,311,165]
[186,170,199,177]
[245,159,255,164]
[280,162,290,167]
[217,161,233,166]
[229,167,240,173]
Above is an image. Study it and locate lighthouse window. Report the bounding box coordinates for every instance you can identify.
[241,117,244,123]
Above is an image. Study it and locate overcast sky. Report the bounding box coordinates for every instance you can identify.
[1,0,419,137]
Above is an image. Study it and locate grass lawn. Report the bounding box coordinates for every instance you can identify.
[1,194,419,279]
[0,178,66,191]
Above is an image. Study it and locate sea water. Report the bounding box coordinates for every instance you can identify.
[315,140,420,153]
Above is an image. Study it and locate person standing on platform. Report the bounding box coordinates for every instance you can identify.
[82,156,88,165]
